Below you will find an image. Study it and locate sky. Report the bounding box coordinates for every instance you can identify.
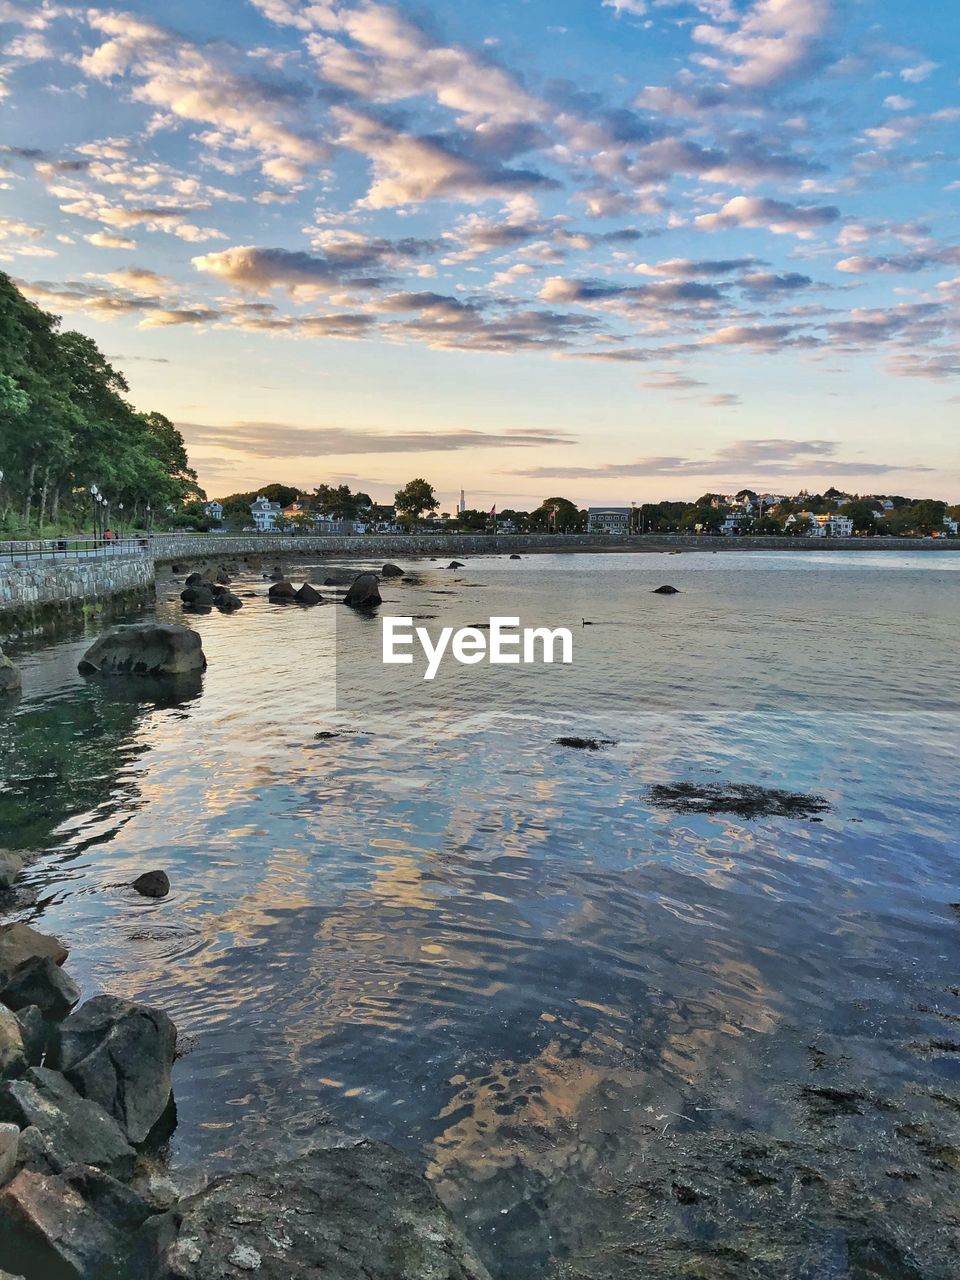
[1,0,958,509]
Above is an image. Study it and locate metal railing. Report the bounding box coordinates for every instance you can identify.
[0,536,152,563]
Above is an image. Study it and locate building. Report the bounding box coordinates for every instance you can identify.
[945,515,959,535]
[203,500,223,523]
[797,512,853,537]
[249,495,281,531]
[721,512,745,535]
[282,495,313,523]
[588,506,631,534]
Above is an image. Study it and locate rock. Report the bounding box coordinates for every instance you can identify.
[78,625,206,678]
[323,569,360,585]
[0,1067,136,1179]
[646,782,831,820]
[295,583,323,606]
[14,1126,63,1178]
[381,563,405,577]
[652,584,680,594]
[0,853,24,891]
[0,925,68,984]
[0,1008,25,1081]
[215,592,242,612]
[0,1121,18,1185]
[1,957,80,1023]
[267,580,297,602]
[0,1167,150,1280]
[448,560,465,569]
[509,553,521,559]
[56,996,177,1146]
[214,569,230,585]
[180,585,214,612]
[137,1140,492,1280]
[0,651,21,697]
[130,1170,180,1213]
[131,871,170,899]
[554,736,616,751]
[170,564,188,575]
[343,573,382,609]
[183,572,208,588]
[12,1008,45,1068]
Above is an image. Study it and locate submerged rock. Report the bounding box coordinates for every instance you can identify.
[136,1140,491,1280]
[647,781,830,820]
[555,736,616,751]
[1,958,80,1024]
[323,568,361,586]
[131,871,170,900]
[344,573,382,609]
[295,583,323,606]
[0,1067,136,1179]
[78,625,206,678]
[56,996,177,1146]
[0,854,24,892]
[0,926,68,985]
[652,584,680,594]
[0,652,21,697]
[448,560,465,569]
[381,563,405,578]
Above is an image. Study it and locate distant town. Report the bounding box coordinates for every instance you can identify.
[197,482,960,540]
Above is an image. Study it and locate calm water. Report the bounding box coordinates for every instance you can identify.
[2,550,960,1277]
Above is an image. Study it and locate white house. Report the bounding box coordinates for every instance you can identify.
[588,506,631,534]
[250,495,281,531]
[944,515,959,535]
[721,512,745,535]
[803,512,853,537]
[203,500,223,522]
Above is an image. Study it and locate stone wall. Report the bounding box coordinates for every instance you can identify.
[0,553,155,639]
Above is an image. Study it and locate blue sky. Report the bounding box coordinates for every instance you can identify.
[1,0,957,507]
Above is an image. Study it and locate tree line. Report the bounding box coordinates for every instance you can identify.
[0,272,203,536]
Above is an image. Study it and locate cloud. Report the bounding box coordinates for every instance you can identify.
[836,246,960,274]
[634,257,756,278]
[694,195,840,236]
[192,239,432,294]
[690,0,833,89]
[602,0,647,16]
[900,60,937,83]
[85,231,136,249]
[181,421,577,457]
[540,277,724,305]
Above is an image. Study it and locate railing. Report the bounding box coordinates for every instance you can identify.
[0,537,152,562]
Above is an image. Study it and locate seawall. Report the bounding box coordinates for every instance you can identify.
[0,552,155,640]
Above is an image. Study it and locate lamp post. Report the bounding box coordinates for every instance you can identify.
[146,502,152,535]
[118,502,124,541]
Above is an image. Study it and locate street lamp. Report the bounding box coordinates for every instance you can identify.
[118,502,124,541]
[146,503,152,535]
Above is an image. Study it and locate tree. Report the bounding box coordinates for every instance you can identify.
[912,499,946,535]
[394,478,438,526]
[529,496,581,532]
[840,499,878,534]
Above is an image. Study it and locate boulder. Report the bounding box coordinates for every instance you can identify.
[381,563,405,578]
[14,1126,63,1178]
[214,569,230,585]
[0,1068,136,1179]
[0,853,23,891]
[78,625,206,678]
[131,871,170,899]
[652,584,680,594]
[0,652,21,698]
[267,580,297,602]
[0,1121,17,1185]
[0,925,68,984]
[137,1140,491,1280]
[180,585,214,612]
[183,572,208,588]
[13,1008,45,1068]
[295,583,323,606]
[214,592,242,612]
[0,1167,151,1280]
[1,958,80,1023]
[56,997,177,1146]
[0,1008,26,1080]
[509,553,521,559]
[343,573,382,609]
[323,569,360,585]
[448,560,465,569]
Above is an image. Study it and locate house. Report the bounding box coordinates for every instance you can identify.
[250,495,282,531]
[203,500,223,523]
[721,512,745,535]
[282,495,314,523]
[800,512,853,537]
[588,506,631,534]
[945,515,959,536]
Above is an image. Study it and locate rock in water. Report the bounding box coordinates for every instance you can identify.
[652,584,680,594]
[0,1008,26,1080]
[509,554,521,559]
[78,625,206,677]
[381,563,405,577]
[448,560,465,569]
[0,1067,136,1178]
[1,957,80,1023]
[0,651,21,697]
[295,583,323,606]
[215,592,242,612]
[0,925,68,984]
[56,996,177,1146]
[131,871,170,899]
[0,852,24,891]
[137,1140,491,1280]
[180,585,214,612]
[267,580,297,602]
[344,573,382,609]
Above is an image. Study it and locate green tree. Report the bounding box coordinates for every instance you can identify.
[394,478,439,526]
[840,499,878,534]
[529,496,581,532]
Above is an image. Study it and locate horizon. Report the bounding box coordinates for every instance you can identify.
[1,0,957,505]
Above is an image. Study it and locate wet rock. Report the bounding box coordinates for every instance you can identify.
[448,560,465,569]
[0,651,21,697]
[56,996,177,1146]
[214,569,230,585]
[1,957,80,1023]
[0,853,24,891]
[12,1008,44,1068]
[0,1121,18,1184]
[214,591,242,612]
[15,1126,63,1178]
[0,1167,150,1280]
[323,568,360,586]
[180,585,214,612]
[509,554,521,560]
[381,563,405,577]
[0,925,68,984]
[0,1009,25,1080]
[132,871,170,899]
[267,580,297,602]
[78,624,206,678]
[555,736,616,751]
[647,782,830,820]
[344,573,382,609]
[295,583,323,606]
[136,1139,492,1280]
[652,584,680,594]
[0,1067,136,1179]
[130,1170,180,1213]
